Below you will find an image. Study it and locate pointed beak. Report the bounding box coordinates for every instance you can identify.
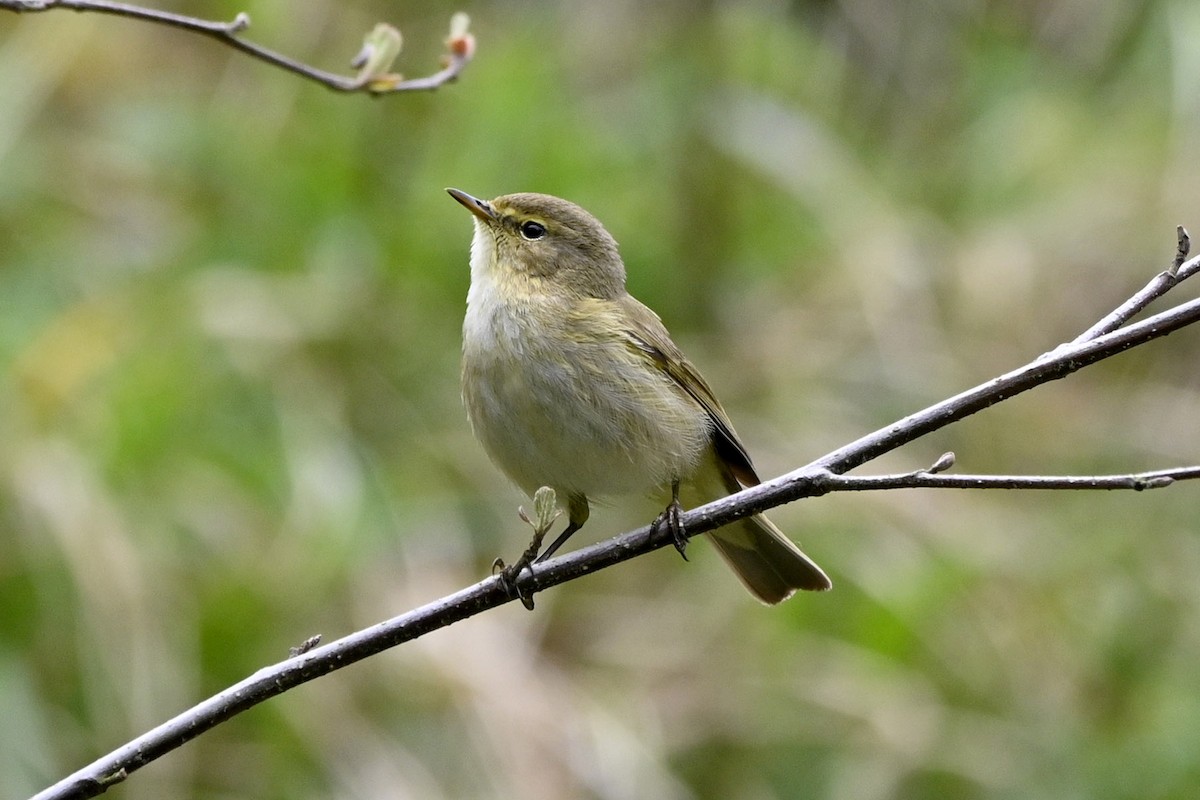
[446,188,496,223]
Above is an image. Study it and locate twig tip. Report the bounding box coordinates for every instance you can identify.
[447,11,475,59]
[1171,225,1190,277]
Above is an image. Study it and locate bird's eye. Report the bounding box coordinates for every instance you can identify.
[519,220,547,240]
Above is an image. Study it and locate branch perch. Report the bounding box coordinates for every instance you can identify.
[1,1,476,94]
[809,462,1200,492]
[30,231,1200,799]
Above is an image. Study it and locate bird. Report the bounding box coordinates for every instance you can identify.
[448,188,831,603]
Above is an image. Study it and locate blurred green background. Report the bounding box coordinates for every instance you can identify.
[3,1,1200,798]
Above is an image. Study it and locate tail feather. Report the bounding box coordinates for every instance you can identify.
[708,514,832,604]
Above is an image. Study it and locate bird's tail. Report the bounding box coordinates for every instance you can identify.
[708,513,831,604]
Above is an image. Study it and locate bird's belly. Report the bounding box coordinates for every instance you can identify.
[462,320,710,498]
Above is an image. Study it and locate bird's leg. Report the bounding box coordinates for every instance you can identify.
[652,480,687,560]
[534,493,590,564]
[493,487,570,610]
[535,521,581,564]
[493,536,542,610]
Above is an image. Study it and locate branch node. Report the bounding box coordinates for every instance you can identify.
[226,11,250,34]
[98,769,128,788]
[350,22,404,91]
[802,467,836,495]
[289,634,322,657]
[927,451,956,474]
[1135,476,1175,491]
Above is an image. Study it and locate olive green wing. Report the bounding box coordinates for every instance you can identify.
[618,295,760,488]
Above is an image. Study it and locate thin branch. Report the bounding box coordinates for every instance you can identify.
[790,295,1200,481]
[0,0,476,94]
[31,577,517,800]
[811,464,1200,493]
[30,229,1200,799]
[1071,226,1195,343]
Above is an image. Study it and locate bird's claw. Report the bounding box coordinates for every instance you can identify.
[492,550,538,611]
[652,498,687,561]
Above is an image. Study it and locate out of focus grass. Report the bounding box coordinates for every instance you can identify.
[3,1,1200,798]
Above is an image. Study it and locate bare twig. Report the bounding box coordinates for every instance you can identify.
[1070,226,1195,344]
[0,0,475,94]
[807,464,1200,493]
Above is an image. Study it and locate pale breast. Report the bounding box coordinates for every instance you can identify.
[462,291,711,499]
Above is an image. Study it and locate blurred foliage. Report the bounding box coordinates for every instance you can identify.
[3,0,1200,798]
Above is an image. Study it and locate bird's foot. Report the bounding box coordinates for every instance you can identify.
[492,547,537,610]
[493,488,564,610]
[492,524,546,610]
[652,497,687,561]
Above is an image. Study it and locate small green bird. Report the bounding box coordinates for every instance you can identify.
[449,189,831,603]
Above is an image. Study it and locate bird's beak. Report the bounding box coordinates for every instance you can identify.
[446,188,497,222]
